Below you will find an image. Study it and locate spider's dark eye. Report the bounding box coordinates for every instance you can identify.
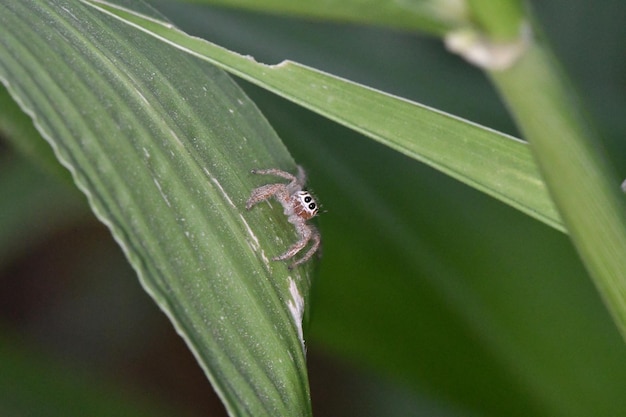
[309,203,316,210]
[304,196,312,203]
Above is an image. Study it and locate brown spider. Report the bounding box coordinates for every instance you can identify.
[246,166,321,269]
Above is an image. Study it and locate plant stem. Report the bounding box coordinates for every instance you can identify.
[466,0,524,39]
[490,38,626,341]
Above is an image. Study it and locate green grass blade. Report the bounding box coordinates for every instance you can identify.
[83,0,564,233]
[490,42,626,340]
[0,1,312,415]
[180,0,461,34]
[449,0,626,341]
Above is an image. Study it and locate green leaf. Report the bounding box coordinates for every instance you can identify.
[0,1,312,416]
[83,0,565,233]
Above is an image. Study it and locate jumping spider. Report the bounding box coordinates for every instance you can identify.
[246,166,321,269]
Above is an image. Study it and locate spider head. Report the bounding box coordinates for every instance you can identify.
[293,191,319,220]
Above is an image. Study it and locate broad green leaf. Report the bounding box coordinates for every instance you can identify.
[84,0,565,233]
[0,1,312,416]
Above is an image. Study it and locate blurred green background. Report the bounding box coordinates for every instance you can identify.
[2,0,626,416]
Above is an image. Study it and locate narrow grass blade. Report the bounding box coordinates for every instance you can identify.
[491,42,626,340]
[181,0,461,34]
[84,0,564,232]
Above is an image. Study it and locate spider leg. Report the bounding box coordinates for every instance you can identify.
[288,227,321,269]
[295,165,307,187]
[252,167,306,194]
[251,168,297,183]
[245,183,287,209]
[248,166,319,268]
[272,227,311,262]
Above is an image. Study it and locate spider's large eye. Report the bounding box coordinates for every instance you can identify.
[298,191,318,216]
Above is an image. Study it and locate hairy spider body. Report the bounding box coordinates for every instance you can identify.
[246,167,321,269]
